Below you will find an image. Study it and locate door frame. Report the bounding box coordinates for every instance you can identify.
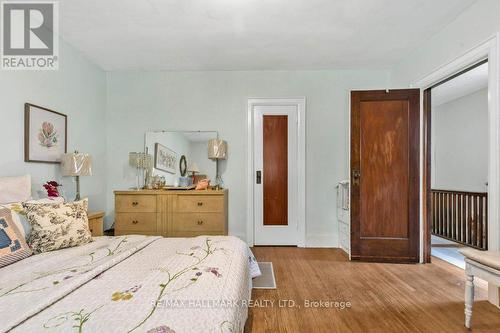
[415,34,500,262]
[247,98,306,247]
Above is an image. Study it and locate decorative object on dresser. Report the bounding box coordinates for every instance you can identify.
[24,103,67,163]
[188,162,200,184]
[114,189,228,237]
[154,143,177,174]
[129,152,152,190]
[61,152,92,200]
[87,211,104,236]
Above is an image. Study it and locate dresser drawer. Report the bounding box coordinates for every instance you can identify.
[173,213,224,232]
[176,195,223,213]
[115,213,157,232]
[116,195,156,213]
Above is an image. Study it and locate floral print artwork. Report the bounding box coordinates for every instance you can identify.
[38,122,58,148]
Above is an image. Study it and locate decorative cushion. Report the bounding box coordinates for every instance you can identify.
[1,197,65,240]
[0,175,31,204]
[0,208,32,267]
[23,199,92,254]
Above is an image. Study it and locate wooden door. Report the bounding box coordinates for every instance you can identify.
[351,89,420,263]
[253,102,299,245]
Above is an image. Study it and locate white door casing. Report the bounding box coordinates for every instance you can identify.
[247,98,306,247]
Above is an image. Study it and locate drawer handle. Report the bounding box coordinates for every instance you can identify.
[197,202,203,206]
[132,201,139,206]
[132,220,139,224]
[197,220,204,225]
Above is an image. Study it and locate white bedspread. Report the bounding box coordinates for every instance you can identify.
[0,235,259,333]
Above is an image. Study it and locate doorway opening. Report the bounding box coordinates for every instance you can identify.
[425,60,489,268]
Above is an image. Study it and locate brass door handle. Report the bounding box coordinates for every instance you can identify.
[352,170,361,186]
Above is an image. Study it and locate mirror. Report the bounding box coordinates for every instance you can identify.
[145,131,218,186]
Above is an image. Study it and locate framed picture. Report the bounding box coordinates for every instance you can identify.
[154,143,177,174]
[24,103,67,163]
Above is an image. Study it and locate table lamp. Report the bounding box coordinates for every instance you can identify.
[129,152,152,190]
[61,151,92,201]
[188,162,200,185]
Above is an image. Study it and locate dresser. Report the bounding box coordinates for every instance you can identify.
[114,189,228,237]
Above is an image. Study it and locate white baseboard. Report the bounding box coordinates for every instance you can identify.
[306,233,338,248]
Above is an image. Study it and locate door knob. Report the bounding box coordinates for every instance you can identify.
[352,169,361,186]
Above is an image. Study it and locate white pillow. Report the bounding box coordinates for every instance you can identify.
[0,175,31,204]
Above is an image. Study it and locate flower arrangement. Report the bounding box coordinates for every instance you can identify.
[43,181,62,197]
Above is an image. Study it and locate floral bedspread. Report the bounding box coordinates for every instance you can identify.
[1,235,257,333]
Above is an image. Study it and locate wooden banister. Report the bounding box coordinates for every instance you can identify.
[431,189,488,250]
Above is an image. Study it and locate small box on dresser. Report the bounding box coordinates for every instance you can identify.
[114,189,228,237]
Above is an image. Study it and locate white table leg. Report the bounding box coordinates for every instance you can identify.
[465,274,474,329]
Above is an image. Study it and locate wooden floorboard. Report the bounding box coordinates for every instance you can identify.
[246,247,500,333]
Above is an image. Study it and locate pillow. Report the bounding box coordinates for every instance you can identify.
[0,208,32,267]
[0,197,65,240]
[0,175,31,204]
[23,199,92,254]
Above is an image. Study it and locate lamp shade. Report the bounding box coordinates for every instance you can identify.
[188,162,200,173]
[208,139,227,160]
[129,152,152,169]
[61,153,92,176]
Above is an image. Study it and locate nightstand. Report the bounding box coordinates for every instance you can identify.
[87,211,104,236]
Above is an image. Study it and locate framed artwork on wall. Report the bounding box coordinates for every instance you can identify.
[24,103,67,163]
[154,143,177,174]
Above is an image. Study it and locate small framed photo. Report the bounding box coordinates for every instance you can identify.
[154,143,177,174]
[24,103,67,163]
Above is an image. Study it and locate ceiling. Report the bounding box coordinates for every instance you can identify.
[59,0,476,71]
[432,62,488,107]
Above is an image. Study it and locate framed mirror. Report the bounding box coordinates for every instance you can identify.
[145,131,218,186]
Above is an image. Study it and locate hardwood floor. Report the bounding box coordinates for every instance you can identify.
[246,247,500,332]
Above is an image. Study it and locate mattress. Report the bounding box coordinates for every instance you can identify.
[0,235,259,333]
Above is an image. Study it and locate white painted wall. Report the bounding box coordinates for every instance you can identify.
[431,89,488,192]
[0,39,107,214]
[105,70,390,245]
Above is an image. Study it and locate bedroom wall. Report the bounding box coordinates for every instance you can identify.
[431,89,488,192]
[105,70,390,245]
[0,38,107,212]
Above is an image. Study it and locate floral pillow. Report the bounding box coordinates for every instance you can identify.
[23,199,92,254]
[0,208,32,267]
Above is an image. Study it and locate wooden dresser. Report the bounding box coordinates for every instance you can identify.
[114,189,228,237]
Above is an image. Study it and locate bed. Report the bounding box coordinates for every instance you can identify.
[0,235,260,333]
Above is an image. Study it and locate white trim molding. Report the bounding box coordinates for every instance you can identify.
[414,34,500,260]
[247,97,306,247]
